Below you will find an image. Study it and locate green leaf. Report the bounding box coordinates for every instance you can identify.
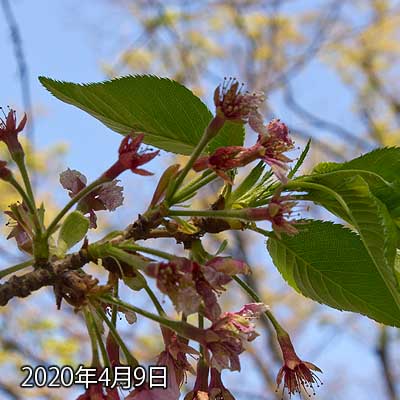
[311,161,340,175]
[288,138,311,178]
[227,162,265,207]
[289,176,400,313]
[336,147,400,182]
[123,272,147,291]
[57,211,89,255]
[39,75,244,155]
[267,220,400,327]
[308,147,400,213]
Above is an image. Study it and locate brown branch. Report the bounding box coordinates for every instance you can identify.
[2,336,50,366]
[376,326,397,400]
[1,0,35,145]
[0,380,22,400]
[268,0,344,91]
[0,251,89,306]
[0,206,227,306]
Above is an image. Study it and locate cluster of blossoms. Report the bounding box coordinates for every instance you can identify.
[195,78,294,185]
[193,118,294,184]
[146,257,250,322]
[245,194,299,237]
[0,76,321,400]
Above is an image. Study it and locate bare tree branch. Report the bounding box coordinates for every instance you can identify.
[1,0,35,145]
[376,326,398,400]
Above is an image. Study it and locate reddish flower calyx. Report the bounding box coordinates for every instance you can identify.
[0,107,26,156]
[104,133,159,180]
[257,119,294,183]
[208,368,236,400]
[158,327,198,388]
[199,303,267,371]
[125,329,195,400]
[193,145,263,183]
[246,196,298,237]
[276,332,322,398]
[183,359,210,400]
[0,160,12,181]
[214,78,265,126]
[193,118,294,183]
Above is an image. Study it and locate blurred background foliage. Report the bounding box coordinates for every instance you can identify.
[1,0,400,399]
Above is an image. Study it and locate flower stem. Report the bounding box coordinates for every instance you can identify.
[8,176,41,233]
[46,176,108,237]
[250,226,273,238]
[144,285,166,316]
[83,307,100,367]
[89,308,112,372]
[198,313,205,356]
[165,115,225,204]
[168,208,240,219]
[118,243,174,260]
[233,275,287,335]
[13,154,36,210]
[94,305,139,367]
[100,295,186,334]
[111,281,119,327]
[171,171,217,204]
[0,259,33,279]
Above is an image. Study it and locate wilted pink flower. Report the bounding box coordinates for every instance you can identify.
[146,258,201,317]
[257,119,294,182]
[266,119,293,145]
[192,119,293,183]
[0,107,26,155]
[276,332,322,398]
[159,327,198,387]
[104,133,159,180]
[5,202,34,254]
[214,78,265,126]
[248,111,268,136]
[202,258,250,290]
[193,146,263,183]
[125,328,196,400]
[60,168,124,228]
[245,195,298,237]
[208,368,236,400]
[200,303,267,371]
[146,257,250,321]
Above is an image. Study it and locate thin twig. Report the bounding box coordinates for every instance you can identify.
[1,0,34,146]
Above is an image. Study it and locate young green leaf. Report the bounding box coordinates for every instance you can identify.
[57,211,89,255]
[288,138,311,178]
[288,176,400,314]
[267,220,400,327]
[307,147,400,213]
[226,162,265,207]
[39,75,244,155]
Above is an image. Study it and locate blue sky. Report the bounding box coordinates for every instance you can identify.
[1,1,398,399]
